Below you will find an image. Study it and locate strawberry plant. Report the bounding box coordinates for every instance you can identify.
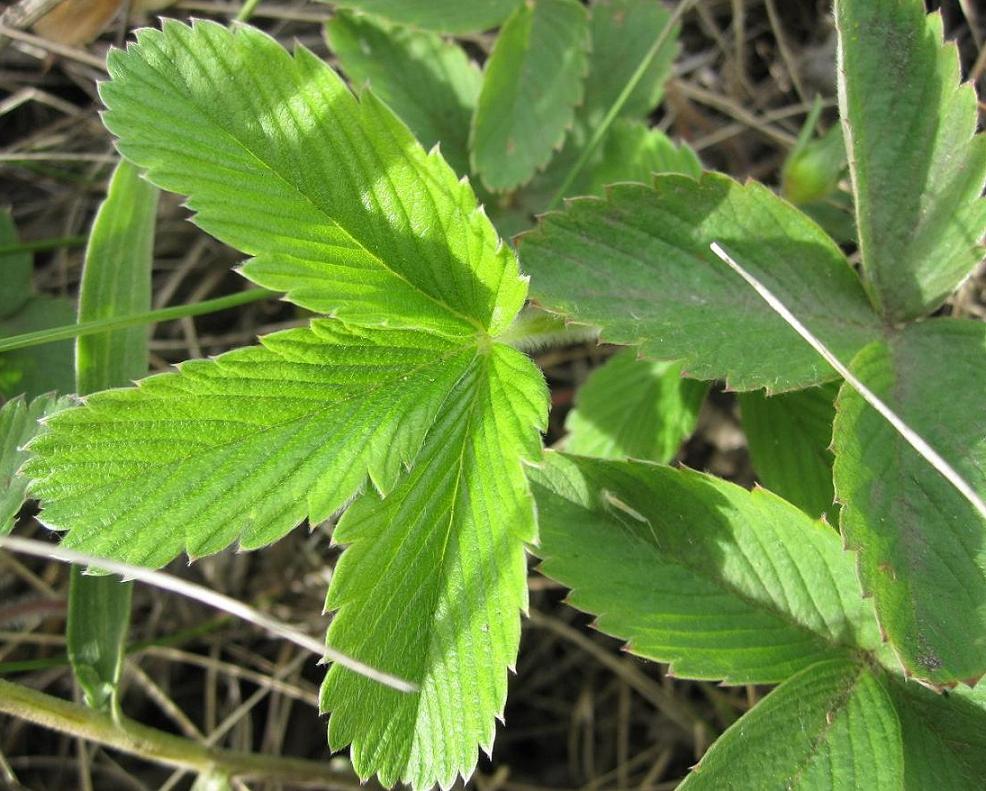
[1,0,985,788]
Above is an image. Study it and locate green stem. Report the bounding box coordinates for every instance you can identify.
[0,236,87,256]
[547,0,698,210]
[236,0,263,21]
[0,678,360,787]
[498,306,599,351]
[0,288,277,353]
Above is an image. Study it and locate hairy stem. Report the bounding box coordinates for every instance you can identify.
[0,678,359,788]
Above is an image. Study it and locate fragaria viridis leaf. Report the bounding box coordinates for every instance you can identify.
[836,0,986,321]
[23,19,548,789]
[326,10,482,176]
[529,452,881,684]
[680,659,903,790]
[470,0,589,191]
[520,172,884,392]
[833,319,986,687]
[321,0,523,35]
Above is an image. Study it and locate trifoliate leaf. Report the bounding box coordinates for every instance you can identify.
[322,344,545,789]
[889,678,986,789]
[323,0,523,34]
[529,453,881,684]
[520,172,883,392]
[565,350,707,463]
[680,660,903,790]
[99,20,526,336]
[836,0,986,321]
[739,382,838,519]
[833,319,986,686]
[1,393,73,534]
[31,20,549,788]
[326,11,481,176]
[470,0,589,191]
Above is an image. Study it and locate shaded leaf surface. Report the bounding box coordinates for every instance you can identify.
[520,172,882,391]
[470,0,588,191]
[836,0,986,320]
[833,319,986,686]
[680,660,903,790]
[1,393,73,534]
[325,0,522,34]
[565,350,706,463]
[326,11,481,176]
[739,382,838,519]
[529,453,880,684]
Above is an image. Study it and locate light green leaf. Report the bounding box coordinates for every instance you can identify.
[326,11,481,176]
[529,452,880,684]
[67,571,132,712]
[520,172,883,392]
[100,19,526,336]
[77,160,159,393]
[833,319,986,686]
[69,158,156,715]
[470,0,589,191]
[322,344,545,789]
[1,393,73,534]
[580,0,678,127]
[680,660,903,790]
[0,295,76,399]
[565,350,706,463]
[27,323,479,565]
[32,20,549,787]
[888,678,986,790]
[0,210,32,319]
[739,382,838,519]
[836,0,986,321]
[324,0,523,34]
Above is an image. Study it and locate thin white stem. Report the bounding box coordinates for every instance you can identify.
[0,535,416,693]
[709,241,986,523]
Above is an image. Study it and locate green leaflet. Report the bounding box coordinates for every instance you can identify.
[529,453,880,684]
[520,172,883,392]
[76,160,159,394]
[29,20,549,787]
[580,0,678,127]
[836,0,986,321]
[739,382,838,519]
[565,350,707,463]
[27,323,479,564]
[99,20,525,337]
[833,319,986,686]
[326,11,481,176]
[322,345,545,788]
[1,394,73,534]
[470,0,589,191]
[679,660,903,790]
[68,159,157,714]
[889,679,986,789]
[0,211,74,400]
[324,0,522,34]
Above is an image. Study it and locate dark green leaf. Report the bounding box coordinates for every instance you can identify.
[520,172,883,392]
[833,319,986,686]
[739,382,838,519]
[680,660,903,790]
[529,453,881,684]
[836,0,986,320]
